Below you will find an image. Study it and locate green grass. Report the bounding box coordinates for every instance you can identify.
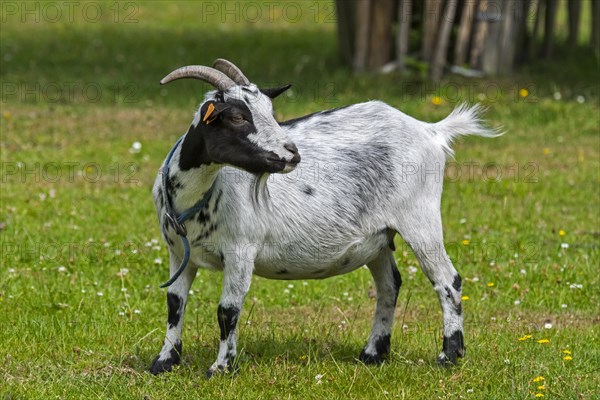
[1,1,599,399]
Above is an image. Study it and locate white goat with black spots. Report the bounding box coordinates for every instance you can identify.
[149,59,498,377]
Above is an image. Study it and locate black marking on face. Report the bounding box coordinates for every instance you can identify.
[303,185,314,196]
[440,330,465,365]
[276,269,288,275]
[167,293,182,329]
[217,305,239,341]
[342,257,350,267]
[452,275,462,291]
[219,252,224,264]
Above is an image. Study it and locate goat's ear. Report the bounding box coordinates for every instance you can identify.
[260,84,292,99]
[201,101,230,125]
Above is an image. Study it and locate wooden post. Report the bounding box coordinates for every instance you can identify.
[542,0,558,59]
[470,0,489,69]
[422,0,443,62]
[430,0,458,81]
[497,0,524,74]
[368,0,395,69]
[454,0,478,67]
[397,0,412,70]
[567,0,581,47]
[335,0,356,65]
[353,0,372,72]
[592,0,600,55]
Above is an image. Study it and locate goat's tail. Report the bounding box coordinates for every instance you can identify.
[431,103,503,156]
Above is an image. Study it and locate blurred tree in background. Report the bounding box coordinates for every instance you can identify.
[335,0,600,80]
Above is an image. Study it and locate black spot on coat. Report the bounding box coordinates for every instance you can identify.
[303,185,314,196]
[167,293,182,329]
[217,305,239,341]
[452,275,462,291]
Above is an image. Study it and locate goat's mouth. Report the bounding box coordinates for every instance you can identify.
[266,156,299,174]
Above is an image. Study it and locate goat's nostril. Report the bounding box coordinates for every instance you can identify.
[284,142,298,155]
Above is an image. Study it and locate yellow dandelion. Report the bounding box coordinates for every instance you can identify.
[543,148,551,155]
[487,282,494,287]
[559,230,566,236]
[537,385,545,390]
[563,355,573,361]
[2,111,11,119]
[461,295,470,301]
[537,339,550,344]
[462,239,470,246]
[519,88,529,98]
[535,394,544,398]
[518,334,533,341]
[562,349,571,354]
[532,376,545,383]
[432,96,442,106]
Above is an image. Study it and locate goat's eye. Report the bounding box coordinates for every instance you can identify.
[230,115,245,125]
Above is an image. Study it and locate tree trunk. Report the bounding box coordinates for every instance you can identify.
[397,0,412,70]
[430,0,458,80]
[529,0,542,59]
[542,0,558,59]
[518,0,531,64]
[567,0,581,47]
[592,0,600,54]
[422,0,443,62]
[497,0,524,74]
[454,0,478,66]
[335,0,356,65]
[470,0,489,69]
[368,0,395,69]
[481,0,503,75]
[353,0,372,72]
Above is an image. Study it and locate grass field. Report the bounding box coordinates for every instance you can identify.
[1,1,599,399]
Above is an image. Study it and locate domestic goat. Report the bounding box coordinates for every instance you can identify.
[149,59,497,377]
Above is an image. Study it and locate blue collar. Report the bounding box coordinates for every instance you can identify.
[160,136,215,288]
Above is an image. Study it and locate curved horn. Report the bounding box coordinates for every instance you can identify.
[213,58,250,85]
[160,65,236,90]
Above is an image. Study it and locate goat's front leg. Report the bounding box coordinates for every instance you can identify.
[206,256,253,378]
[149,250,197,374]
[360,249,401,364]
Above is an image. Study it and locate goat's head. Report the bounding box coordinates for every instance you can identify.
[161,59,300,174]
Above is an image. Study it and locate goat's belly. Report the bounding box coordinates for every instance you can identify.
[252,234,388,280]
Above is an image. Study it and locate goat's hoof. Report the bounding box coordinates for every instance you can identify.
[205,364,234,379]
[437,348,465,367]
[359,349,386,365]
[149,355,180,375]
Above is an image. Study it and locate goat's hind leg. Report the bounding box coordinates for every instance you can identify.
[360,249,402,364]
[149,250,197,374]
[395,206,465,366]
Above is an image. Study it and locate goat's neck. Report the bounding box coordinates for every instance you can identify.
[166,132,222,213]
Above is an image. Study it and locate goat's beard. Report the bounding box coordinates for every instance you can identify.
[250,172,271,210]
